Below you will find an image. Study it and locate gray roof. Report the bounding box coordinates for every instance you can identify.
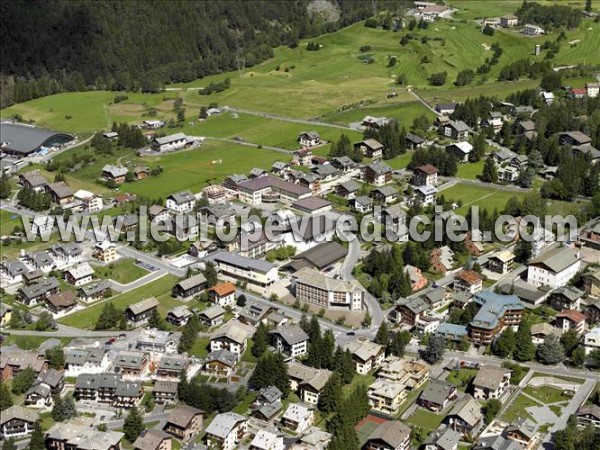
[153,380,178,394]
[473,365,510,390]
[46,422,124,450]
[199,304,225,320]
[292,196,332,212]
[551,286,584,302]
[168,190,195,204]
[39,368,63,388]
[205,349,238,367]
[528,246,580,274]
[133,430,170,450]
[18,277,59,300]
[208,250,275,274]
[25,381,51,399]
[355,195,374,206]
[205,412,246,439]
[166,405,204,429]
[20,170,48,188]
[367,420,411,448]
[332,156,355,167]
[292,241,348,270]
[258,386,283,404]
[102,164,128,178]
[0,405,39,425]
[31,251,54,267]
[0,123,73,154]
[366,160,392,175]
[315,164,337,177]
[448,394,483,426]
[399,296,430,315]
[270,324,309,345]
[175,273,207,290]
[127,298,159,315]
[158,356,189,372]
[447,120,469,132]
[51,243,83,257]
[47,181,73,198]
[373,185,398,197]
[75,373,122,390]
[66,348,107,366]
[272,161,289,170]
[2,260,29,277]
[154,133,187,145]
[112,351,147,369]
[474,435,522,450]
[505,417,538,440]
[338,180,361,193]
[78,280,112,297]
[425,428,462,450]
[114,381,142,397]
[420,379,455,406]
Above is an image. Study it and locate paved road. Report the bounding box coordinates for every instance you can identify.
[340,237,385,326]
[1,325,140,339]
[223,106,354,130]
[408,90,441,116]
[107,269,168,293]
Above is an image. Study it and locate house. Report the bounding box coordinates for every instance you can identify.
[26,251,55,272]
[125,298,159,326]
[64,263,94,286]
[292,196,332,215]
[282,403,313,433]
[445,394,484,438]
[166,190,196,214]
[166,305,192,327]
[133,166,150,180]
[202,349,238,378]
[363,160,392,186]
[0,304,12,327]
[440,121,469,141]
[435,323,469,343]
[330,156,356,172]
[582,298,600,324]
[210,322,250,356]
[143,120,165,129]
[500,15,518,27]
[336,180,361,200]
[361,116,392,129]
[492,149,518,165]
[47,182,74,205]
[547,286,583,311]
[504,417,538,448]
[0,406,39,439]
[469,291,524,345]
[586,82,600,98]
[74,373,121,402]
[133,430,171,450]
[165,405,204,442]
[364,420,411,450]
[73,189,103,212]
[64,349,109,377]
[152,133,187,152]
[576,404,600,429]
[249,430,284,450]
[488,251,515,274]
[344,339,385,375]
[354,139,384,159]
[555,309,586,335]
[172,274,207,300]
[287,362,332,405]
[103,131,118,140]
[2,352,48,380]
[113,381,143,408]
[93,241,117,262]
[198,304,226,327]
[454,270,483,295]
[292,267,364,311]
[530,323,560,345]
[45,422,124,450]
[24,382,53,408]
[482,111,503,133]
[295,428,332,450]
[406,133,426,150]
[559,131,592,147]
[112,351,148,379]
[102,165,128,184]
[206,251,279,288]
[446,142,473,162]
[19,170,48,192]
[270,324,309,358]
[404,265,428,292]
[418,380,458,412]
[250,386,283,423]
[271,161,290,176]
[313,163,337,182]
[383,204,408,239]
[377,357,430,388]
[222,174,248,191]
[152,380,178,404]
[435,103,458,116]
[238,301,274,325]
[573,144,600,164]
[584,327,600,355]
[1,260,29,284]
[522,24,544,35]
[298,132,321,148]
[414,185,437,206]
[250,167,269,179]
[137,329,179,354]
[209,282,237,307]
[45,290,77,314]
[368,379,408,415]
[394,296,429,326]
[78,280,111,303]
[155,355,190,380]
[204,412,247,450]
[17,277,60,306]
[423,428,461,450]
[413,165,438,186]
[371,185,399,205]
[472,365,511,400]
[526,246,581,289]
[354,195,374,213]
[293,148,313,166]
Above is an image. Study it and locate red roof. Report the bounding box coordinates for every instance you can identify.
[416,164,438,175]
[210,282,236,297]
[455,270,483,285]
[557,309,585,324]
[570,88,587,95]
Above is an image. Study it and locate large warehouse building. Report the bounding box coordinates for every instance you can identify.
[0,122,74,156]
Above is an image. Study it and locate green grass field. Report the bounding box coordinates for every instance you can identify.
[456,160,485,180]
[441,182,526,214]
[502,394,541,423]
[1,335,72,350]
[1,210,21,236]
[407,409,445,433]
[523,385,571,404]
[58,274,178,329]
[94,258,150,284]
[446,368,478,391]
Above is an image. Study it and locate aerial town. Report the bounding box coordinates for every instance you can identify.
[0,2,599,450]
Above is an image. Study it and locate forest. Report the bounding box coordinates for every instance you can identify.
[0,0,411,108]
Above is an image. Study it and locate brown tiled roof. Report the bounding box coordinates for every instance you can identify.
[556,309,585,324]
[456,270,483,285]
[47,291,77,308]
[210,282,236,297]
[416,164,438,175]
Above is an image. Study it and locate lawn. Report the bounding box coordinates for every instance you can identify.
[386,152,414,170]
[58,274,178,329]
[321,101,434,128]
[440,182,527,215]
[0,210,22,236]
[189,337,210,358]
[502,394,541,423]
[523,385,571,404]
[232,392,257,414]
[94,258,150,284]
[407,408,445,433]
[456,160,485,180]
[241,338,257,363]
[0,233,61,260]
[343,373,376,399]
[1,335,72,350]
[446,368,478,391]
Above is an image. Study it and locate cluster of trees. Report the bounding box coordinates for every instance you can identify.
[423,334,446,364]
[265,245,296,262]
[46,347,66,370]
[541,149,600,200]
[329,134,363,162]
[123,406,144,442]
[51,395,77,422]
[482,24,495,36]
[199,78,231,96]
[428,71,448,86]
[0,383,13,411]
[0,176,12,199]
[515,1,582,30]
[11,367,36,395]
[364,121,408,159]
[363,246,414,299]
[455,69,475,87]
[178,373,237,413]
[408,147,458,176]
[452,95,496,128]
[249,352,291,396]
[178,315,201,353]
[476,42,503,75]
[306,41,321,51]
[498,58,553,81]
[326,383,371,450]
[95,302,127,330]
[17,187,51,212]
[374,322,412,358]
[1,1,382,107]
[553,414,600,450]
[448,303,481,326]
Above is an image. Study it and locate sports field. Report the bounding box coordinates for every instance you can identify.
[355,414,387,445]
